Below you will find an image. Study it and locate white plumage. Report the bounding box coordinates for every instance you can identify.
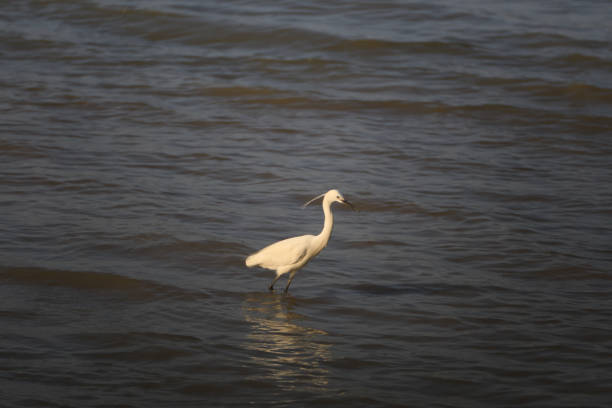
[246,189,354,293]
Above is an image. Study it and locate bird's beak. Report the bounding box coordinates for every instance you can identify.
[341,199,356,211]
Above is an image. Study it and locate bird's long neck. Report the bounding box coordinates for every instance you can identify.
[315,198,333,250]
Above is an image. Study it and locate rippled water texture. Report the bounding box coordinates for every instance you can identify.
[2,0,612,407]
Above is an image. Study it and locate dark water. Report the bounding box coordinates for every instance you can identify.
[2,0,612,406]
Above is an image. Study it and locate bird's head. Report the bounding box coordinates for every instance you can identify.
[301,189,355,210]
[328,189,352,208]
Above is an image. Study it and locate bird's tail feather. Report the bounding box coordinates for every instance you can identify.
[245,252,260,267]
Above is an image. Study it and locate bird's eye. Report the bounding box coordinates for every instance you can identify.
[337,195,340,199]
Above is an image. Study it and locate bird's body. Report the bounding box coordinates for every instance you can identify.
[245,189,354,293]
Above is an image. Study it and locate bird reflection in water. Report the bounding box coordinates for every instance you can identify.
[242,292,331,390]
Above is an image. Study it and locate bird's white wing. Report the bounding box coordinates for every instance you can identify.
[246,235,314,270]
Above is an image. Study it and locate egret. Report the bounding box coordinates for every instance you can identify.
[245,189,354,293]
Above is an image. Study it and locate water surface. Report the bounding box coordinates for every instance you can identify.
[1,0,612,407]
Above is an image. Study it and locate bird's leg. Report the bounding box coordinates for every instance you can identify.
[283,271,297,294]
[269,273,282,291]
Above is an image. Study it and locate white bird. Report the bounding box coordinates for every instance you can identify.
[246,189,354,293]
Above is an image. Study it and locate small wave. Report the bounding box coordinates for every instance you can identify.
[491,31,607,52]
[76,345,195,362]
[527,82,612,104]
[325,38,475,56]
[348,199,423,214]
[198,86,285,98]
[347,240,407,248]
[551,53,612,70]
[61,331,201,359]
[350,282,485,299]
[510,265,612,281]
[326,357,384,369]
[0,309,38,321]
[350,283,420,296]
[0,141,47,159]
[475,191,557,204]
[327,305,405,321]
[126,238,250,268]
[2,32,69,52]
[253,56,346,72]
[354,199,472,221]
[130,238,248,254]
[0,266,205,300]
[63,329,201,363]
